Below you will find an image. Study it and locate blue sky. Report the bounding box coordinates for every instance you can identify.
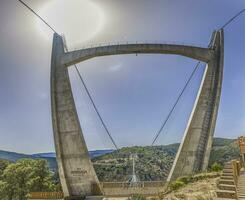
[0,0,244,153]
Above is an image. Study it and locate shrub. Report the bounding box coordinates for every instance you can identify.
[211,162,222,172]
[128,194,146,200]
[176,176,192,184]
[169,180,186,191]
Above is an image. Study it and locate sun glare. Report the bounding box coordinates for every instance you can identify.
[36,0,105,48]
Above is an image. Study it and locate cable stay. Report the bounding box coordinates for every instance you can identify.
[17,0,57,33]
[17,0,119,150]
[74,66,119,150]
[15,0,245,184]
[62,36,119,151]
[220,8,245,30]
[150,8,245,146]
[16,0,245,150]
[150,61,201,146]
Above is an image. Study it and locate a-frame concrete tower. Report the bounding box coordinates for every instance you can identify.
[50,29,223,199]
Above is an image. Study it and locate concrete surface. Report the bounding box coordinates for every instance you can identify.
[167,29,224,181]
[50,29,224,198]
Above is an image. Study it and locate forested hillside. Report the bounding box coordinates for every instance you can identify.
[0,138,240,182]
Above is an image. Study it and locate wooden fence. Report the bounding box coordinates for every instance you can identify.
[28,181,166,198]
[28,192,64,199]
[101,181,165,188]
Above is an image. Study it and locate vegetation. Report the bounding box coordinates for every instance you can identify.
[128,194,146,200]
[168,172,220,192]
[0,159,59,200]
[169,180,186,191]
[0,137,240,197]
[92,138,239,182]
[209,137,240,166]
[93,144,178,181]
[210,162,223,172]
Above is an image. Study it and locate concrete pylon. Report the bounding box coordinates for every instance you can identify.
[50,29,223,198]
[51,34,102,199]
[167,29,224,181]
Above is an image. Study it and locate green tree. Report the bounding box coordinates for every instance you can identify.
[0,159,10,177]
[28,159,56,192]
[1,159,57,200]
[0,180,8,200]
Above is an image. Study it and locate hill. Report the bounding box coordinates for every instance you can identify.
[0,150,33,162]
[209,137,240,166]
[93,143,178,182]
[93,138,240,182]
[0,150,57,170]
[32,150,114,159]
[0,149,113,171]
[0,138,240,181]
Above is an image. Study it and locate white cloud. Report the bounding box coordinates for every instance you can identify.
[37,92,48,100]
[108,63,122,72]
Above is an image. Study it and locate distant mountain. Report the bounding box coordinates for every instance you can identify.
[89,150,114,158]
[0,150,33,162]
[32,153,56,158]
[0,149,114,171]
[0,138,240,181]
[0,150,57,170]
[32,150,114,159]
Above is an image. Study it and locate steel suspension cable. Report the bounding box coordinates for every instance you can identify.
[17,0,57,33]
[220,8,245,29]
[151,61,201,146]
[61,36,119,150]
[16,0,245,148]
[73,66,119,150]
[17,0,119,150]
[150,8,245,146]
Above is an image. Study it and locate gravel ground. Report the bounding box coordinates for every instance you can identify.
[161,177,219,200]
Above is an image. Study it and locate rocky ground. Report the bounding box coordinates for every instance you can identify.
[162,177,218,200]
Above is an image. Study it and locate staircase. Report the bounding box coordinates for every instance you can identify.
[237,168,245,199]
[216,161,240,199]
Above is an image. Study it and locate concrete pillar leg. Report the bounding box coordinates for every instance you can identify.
[167,29,224,181]
[51,33,102,197]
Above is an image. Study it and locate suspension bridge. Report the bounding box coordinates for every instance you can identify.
[15,1,245,199]
[50,29,223,198]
